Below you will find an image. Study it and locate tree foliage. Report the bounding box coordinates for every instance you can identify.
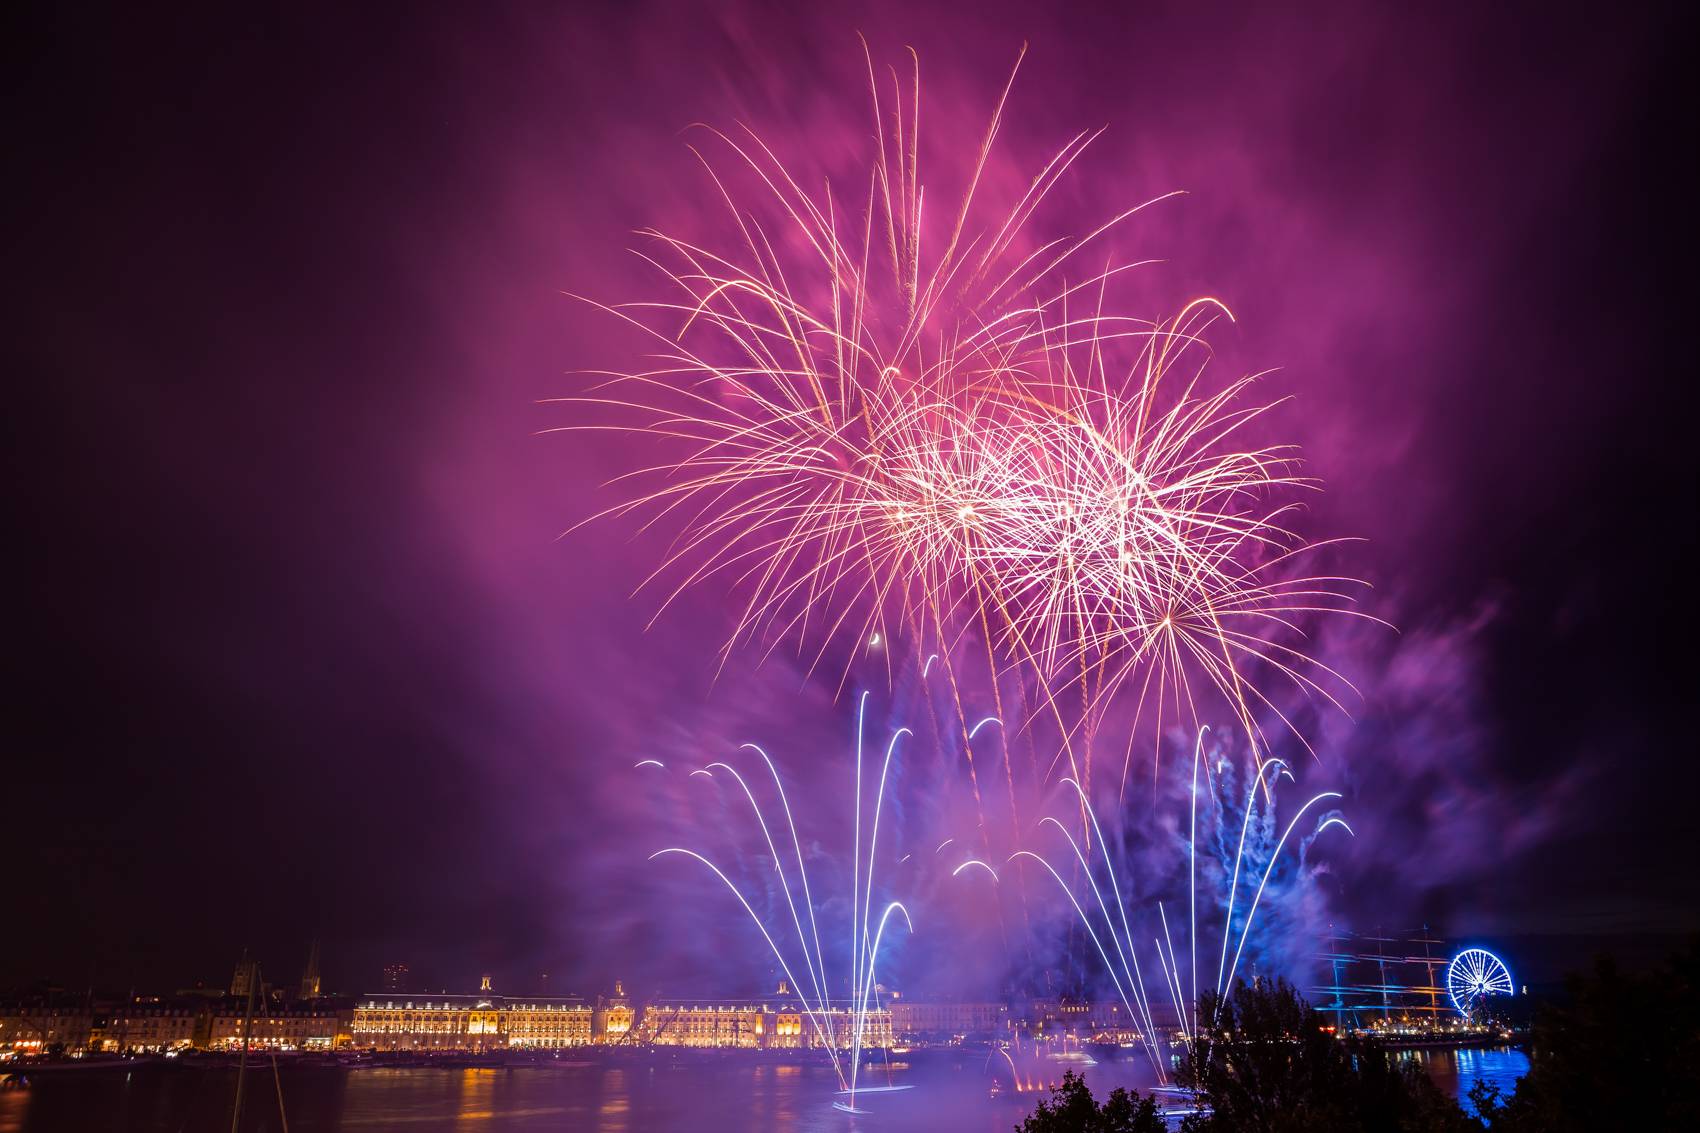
[1474,939,1699,1132]
[1015,1069,1165,1133]
[1177,978,1474,1133]
[1019,943,1700,1133]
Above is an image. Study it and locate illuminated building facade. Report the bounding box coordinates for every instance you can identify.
[889,1000,1008,1041]
[4,1000,349,1056]
[637,998,894,1050]
[92,1005,199,1052]
[1023,998,1143,1042]
[204,1005,344,1051]
[0,1006,93,1054]
[349,995,594,1050]
[503,1000,594,1048]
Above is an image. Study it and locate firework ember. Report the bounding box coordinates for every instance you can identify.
[646,692,916,1111]
[997,728,1351,1083]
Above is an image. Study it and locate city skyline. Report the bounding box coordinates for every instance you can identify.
[3,940,1517,1058]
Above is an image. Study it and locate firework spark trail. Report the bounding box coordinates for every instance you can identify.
[984,728,1351,1083]
[647,697,916,1109]
[562,46,1376,820]
[987,1030,1076,1096]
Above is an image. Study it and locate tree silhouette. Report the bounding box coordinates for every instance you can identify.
[1478,939,1698,1132]
[1015,1069,1165,1133]
[1177,978,1475,1133]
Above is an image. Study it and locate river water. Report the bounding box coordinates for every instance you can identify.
[0,1046,1529,1131]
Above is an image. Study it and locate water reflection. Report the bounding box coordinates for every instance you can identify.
[1398,1045,1530,1116]
[2,1047,1528,1131]
[456,1067,495,1122]
[598,1066,630,1133]
[0,1085,26,1133]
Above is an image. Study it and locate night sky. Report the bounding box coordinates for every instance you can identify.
[11,1,1693,1002]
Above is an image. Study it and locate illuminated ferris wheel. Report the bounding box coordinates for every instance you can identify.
[1446,948,1513,1018]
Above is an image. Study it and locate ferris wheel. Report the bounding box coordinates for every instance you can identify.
[1446,948,1513,1018]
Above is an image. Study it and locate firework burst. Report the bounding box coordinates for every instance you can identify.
[562,45,1373,802]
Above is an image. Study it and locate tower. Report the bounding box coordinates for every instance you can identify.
[594,979,634,1043]
[231,952,257,998]
[299,939,322,1000]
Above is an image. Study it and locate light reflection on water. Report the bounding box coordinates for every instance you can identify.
[0,1047,1527,1132]
[1397,1045,1531,1117]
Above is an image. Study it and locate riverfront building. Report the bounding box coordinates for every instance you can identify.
[204,1005,344,1051]
[3,995,346,1056]
[888,999,1008,1041]
[0,1006,93,1053]
[349,995,608,1050]
[636,998,894,1050]
[3,953,1160,1057]
[91,1005,200,1052]
[1026,997,1145,1042]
